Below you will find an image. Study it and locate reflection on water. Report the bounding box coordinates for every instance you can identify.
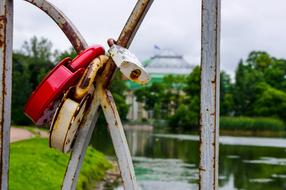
[91,127,286,190]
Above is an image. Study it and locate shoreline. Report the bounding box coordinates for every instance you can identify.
[95,159,122,190]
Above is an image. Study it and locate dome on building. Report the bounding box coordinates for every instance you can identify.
[144,49,194,75]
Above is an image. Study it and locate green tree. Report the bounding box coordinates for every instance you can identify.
[234,59,264,116]
[12,53,33,125]
[110,73,129,121]
[220,71,234,116]
[234,51,286,118]
[253,83,286,120]
[168,66,201,129]
[20,36,55,88]
[134,82,164,119]
[134,74,187,120]
[12,37,56,125]
[161,75,186,111]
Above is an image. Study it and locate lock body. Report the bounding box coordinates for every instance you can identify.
[49,91,90,153]
[24,45,105,125]
[109,44,149,84]
[49,55,109,153]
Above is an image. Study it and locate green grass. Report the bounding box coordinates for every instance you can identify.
[220,117,285,131]
[9,138,112,190]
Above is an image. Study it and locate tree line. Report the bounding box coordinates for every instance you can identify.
[134,51,286,129]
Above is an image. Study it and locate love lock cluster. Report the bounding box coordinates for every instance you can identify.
[24,42,149,153]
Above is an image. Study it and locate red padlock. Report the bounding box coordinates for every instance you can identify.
[24,45,105,125]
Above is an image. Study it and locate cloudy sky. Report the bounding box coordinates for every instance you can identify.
[13,0,286,76]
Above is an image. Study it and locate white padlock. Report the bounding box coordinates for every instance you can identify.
[49,89,90,153]
[109,44,149,85]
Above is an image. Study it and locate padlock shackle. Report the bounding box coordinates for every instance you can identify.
[68,45,105,71]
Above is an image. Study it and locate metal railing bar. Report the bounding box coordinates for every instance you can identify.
[199,0,221,189]
[0,0,13,189]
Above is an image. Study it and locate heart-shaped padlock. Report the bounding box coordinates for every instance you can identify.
[24,45,105,125]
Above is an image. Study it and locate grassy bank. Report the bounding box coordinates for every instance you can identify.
[220,117,285,131]
[10,138,112,190]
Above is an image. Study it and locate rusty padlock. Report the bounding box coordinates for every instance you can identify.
[24,45,105,126]
[108,44,149,84]
[49,55,109,153]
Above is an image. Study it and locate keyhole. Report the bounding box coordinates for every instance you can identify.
[130,69,141,80]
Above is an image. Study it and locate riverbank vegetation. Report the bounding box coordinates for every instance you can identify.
[220,117,285,131]
[10,138,111,190]
[134,51,286,131]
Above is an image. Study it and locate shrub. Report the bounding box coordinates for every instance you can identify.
[220,117,285,131]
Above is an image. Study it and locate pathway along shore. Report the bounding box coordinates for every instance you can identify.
[10,127,49,143]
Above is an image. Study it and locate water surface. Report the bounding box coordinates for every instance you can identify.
[92,127,286,190]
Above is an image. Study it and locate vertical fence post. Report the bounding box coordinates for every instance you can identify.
[0,0,13,189]
[199,0,220,189]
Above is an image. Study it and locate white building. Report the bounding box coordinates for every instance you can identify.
[126,49,195,120]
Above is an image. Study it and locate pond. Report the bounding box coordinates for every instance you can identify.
[91,126,286,190]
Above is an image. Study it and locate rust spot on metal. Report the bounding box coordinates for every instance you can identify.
[117,0,150,48]
[79,61,103,89]
[62,23,85,53]
[199,166,206,172]
[79,76,91,89]
[0,7,9,176]
[199,112,203,190]
[104,89,119,128]
[0,16,7,48]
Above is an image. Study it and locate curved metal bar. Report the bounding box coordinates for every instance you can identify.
[23,0,87,53]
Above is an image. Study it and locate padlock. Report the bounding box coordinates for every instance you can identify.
[49,87,90,153]
[108,44,149,85]
[49,55,109,153]
[24,45,105,125]
[49,43,149,153]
